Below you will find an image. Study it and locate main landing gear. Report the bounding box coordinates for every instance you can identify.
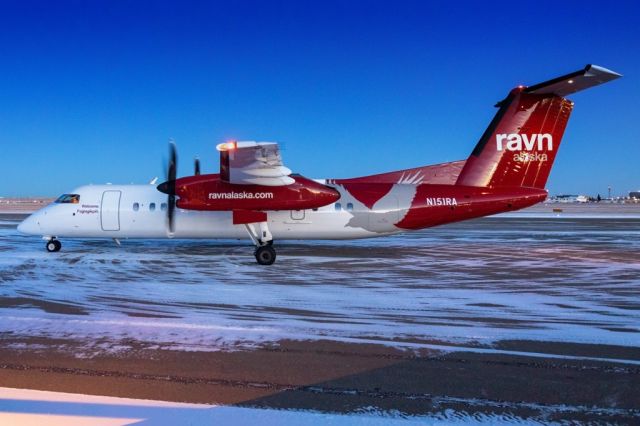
[244,222,277,265]
[254,245,276,265]
[46,238,61,252]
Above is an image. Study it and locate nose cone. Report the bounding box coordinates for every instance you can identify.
[157,181,169,194]
[17,214,40,235]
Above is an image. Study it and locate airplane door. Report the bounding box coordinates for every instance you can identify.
[101,190,121,231]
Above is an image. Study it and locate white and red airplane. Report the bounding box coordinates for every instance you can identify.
[18,65,620,264]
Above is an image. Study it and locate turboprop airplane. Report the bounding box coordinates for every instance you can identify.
[18,64,621,265]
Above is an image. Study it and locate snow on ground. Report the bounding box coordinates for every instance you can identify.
[0,217,639,357]
[5,386,615,426]
[0,387,450,426]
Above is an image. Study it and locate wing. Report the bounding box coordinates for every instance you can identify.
[217,141,294,186]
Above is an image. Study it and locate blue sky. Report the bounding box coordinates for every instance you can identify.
[1,1,639,197]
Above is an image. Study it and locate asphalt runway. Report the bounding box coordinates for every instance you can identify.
[1,212,639,423]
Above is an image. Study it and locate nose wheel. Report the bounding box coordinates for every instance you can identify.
[46,239,61,252]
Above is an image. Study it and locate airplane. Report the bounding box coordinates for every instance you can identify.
[18,64,621,265]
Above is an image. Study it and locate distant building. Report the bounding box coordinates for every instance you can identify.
[630,191,640,199]
[553,194,589,203]
[553,195,577,202]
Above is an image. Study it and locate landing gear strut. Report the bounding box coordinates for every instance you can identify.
[46,239,61,253]
[244,222,276,265]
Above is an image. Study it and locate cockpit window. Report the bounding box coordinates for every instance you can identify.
[55,194,80,204]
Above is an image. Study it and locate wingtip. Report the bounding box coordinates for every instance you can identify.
[586,64,623,78]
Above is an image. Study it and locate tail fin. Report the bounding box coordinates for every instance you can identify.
[456,65,621,189]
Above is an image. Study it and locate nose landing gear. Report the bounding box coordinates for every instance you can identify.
[46,239,61,253]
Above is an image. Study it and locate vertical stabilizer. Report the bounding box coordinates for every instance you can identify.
[456,65,621,189]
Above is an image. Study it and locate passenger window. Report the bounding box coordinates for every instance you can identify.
[133,202,139,211]
[149,202,156,212]
[335,203,342,211]
[346,203,354,212]
[161,203,167,211]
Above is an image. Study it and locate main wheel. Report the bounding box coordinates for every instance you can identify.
[254,245,276,265]
[46,240,61,252]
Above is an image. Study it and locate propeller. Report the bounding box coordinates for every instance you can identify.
[194,157,201,175]
[167,143,177,233]
[157,142,177,234]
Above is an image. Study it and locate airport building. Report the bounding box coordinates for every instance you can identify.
[550,194,590,203]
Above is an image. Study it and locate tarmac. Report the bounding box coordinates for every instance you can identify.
[0,205,639,423]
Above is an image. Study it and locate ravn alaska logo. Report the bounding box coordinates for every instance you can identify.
[496,133,553,162]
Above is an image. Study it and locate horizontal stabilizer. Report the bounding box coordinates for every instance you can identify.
[525,64,621,97]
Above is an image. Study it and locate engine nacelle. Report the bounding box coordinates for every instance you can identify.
[164,174,340,211]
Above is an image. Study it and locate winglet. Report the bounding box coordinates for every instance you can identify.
[524,64,621,97]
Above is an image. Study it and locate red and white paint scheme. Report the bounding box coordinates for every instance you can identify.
[18,65,621,264]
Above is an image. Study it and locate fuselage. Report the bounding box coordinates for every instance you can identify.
[18,180,547,241]
[18,183,376,240]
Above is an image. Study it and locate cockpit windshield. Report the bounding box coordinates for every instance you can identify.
[55,194,80,204]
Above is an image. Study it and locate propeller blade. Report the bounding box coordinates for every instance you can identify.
[166,142,178,234]
[169,142,177,182]
[168,194,175,233]
[194,157,201,176]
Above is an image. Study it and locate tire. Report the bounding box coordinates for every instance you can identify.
[254,245,276,265]
[53,240,62,252]
[46,241,57,252]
